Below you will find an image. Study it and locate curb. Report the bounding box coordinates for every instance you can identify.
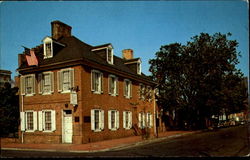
[1,131,200,153]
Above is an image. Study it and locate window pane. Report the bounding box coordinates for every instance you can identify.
[111,111,115,129]
[43,74,51,93]
[25,76,32,94]
[27,112,33,130]
[45,111,52,130]
[46,43,52,57]
[94,110,99,130]
[63,71,70,91]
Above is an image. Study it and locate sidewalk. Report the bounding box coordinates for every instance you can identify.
[1,130,197,153]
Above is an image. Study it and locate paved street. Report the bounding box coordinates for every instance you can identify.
[1,124,250,157]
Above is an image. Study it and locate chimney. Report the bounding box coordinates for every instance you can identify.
[51,20,72,40]
[122,49,134,60]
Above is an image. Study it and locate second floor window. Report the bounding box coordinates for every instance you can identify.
[38,72,54,94]
[124,79,132,99]
[91,70,103,94]
[108,75,118,96]
[139,83,145,100]
[20,74,35,96]
[58,68,74,93]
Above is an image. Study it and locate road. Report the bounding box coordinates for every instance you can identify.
[1,124,250,157]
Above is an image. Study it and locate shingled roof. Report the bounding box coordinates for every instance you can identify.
[18,25,154,84]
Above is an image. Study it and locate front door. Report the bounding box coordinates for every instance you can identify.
[62,110,73,143]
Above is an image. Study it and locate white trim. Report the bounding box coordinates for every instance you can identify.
[91,70,103,94]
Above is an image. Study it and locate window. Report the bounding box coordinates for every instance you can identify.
[123,111,132,129]
[146,86,153,102]
[91,109,104,132]
[138,112,146,129]
[108,110,119,130]
[108,75,118,96]
[146,113,153,128]
[91,70,103,94]
[20,74,35,96]
[139,83,145,100]
[43,37,53,59]
[20,111,37,132]
[124,79,132,98]
[38,110,56,132]
[58,68,74,93]
[38,72,54,94]
[107,48,113,64]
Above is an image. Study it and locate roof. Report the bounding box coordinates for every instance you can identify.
[18,36,154,84]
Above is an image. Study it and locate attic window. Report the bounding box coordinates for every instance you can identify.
[43,37,53,59]
[107,48,113,64]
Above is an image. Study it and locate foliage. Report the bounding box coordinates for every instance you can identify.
[149,33,247,129]
[0,82,19,137]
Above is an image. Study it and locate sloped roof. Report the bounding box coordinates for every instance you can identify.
[18,36,153,83]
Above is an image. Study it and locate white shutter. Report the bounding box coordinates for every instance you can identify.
[108,110,111,129]
[51,72,54,93]
[116,77,119,96]
[20,112,25,131]
[91,70,95,91]
[101,110,104,130]
[20,76,25,95]
[32,74,36,95]
[129,112,132,129]
[123,111,126,129]
[116,111,119,129]
[100,73,104,93]
[146,113,149,127]
[150,114,153,128]
[70,68,74,88]
[130,81,132,98]
[142,113,145,128]
[33,111,37,131]
[138,113,141,128]
[51,110,56,131]
[91,109,95,131]
[57,71,62,92]
[38,111,43,131]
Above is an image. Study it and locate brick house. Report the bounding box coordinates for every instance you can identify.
[16,21,158,144]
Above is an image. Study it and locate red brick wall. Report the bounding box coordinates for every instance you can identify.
[18,65,155,144]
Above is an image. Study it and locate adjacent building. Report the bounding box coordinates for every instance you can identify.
[0,69,12,88]
[16,21,158,144]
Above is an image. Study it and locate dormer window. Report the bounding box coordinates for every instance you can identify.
[107,47,113,64]
[43,37,53,59]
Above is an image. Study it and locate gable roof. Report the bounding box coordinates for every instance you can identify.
[18,35,154,85]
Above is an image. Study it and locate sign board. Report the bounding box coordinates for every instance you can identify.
[70,91,77,105]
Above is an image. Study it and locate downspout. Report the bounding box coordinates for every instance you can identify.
[21,94,24,144]
[153,88,156,137]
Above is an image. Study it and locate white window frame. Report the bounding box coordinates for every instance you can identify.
[91,70,103,94]
[123,111,132,130]
[20,74,36,96]
[124,79,132,99]
[38,72,54,95]
[108,74,118,96]
[43,37,53,59]
[20,110,37,132]
[146,113,153,128]
[38,110,56,132]
[57,68,74,93]
[138,112,146,129]
[108,110,119,131]
[146,86,153,102]
[139,83,145,100]
[91,109,104,132]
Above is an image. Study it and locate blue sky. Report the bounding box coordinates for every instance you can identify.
[0,1,249,80]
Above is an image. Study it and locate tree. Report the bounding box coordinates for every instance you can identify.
[0,82,19,137]
[149,33,247,130]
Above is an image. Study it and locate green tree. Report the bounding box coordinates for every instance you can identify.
[149,33,247,130]
[0,82,19,137]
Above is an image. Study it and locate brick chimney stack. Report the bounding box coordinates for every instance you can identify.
[51,20,72,40]
[122,49,134,60]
